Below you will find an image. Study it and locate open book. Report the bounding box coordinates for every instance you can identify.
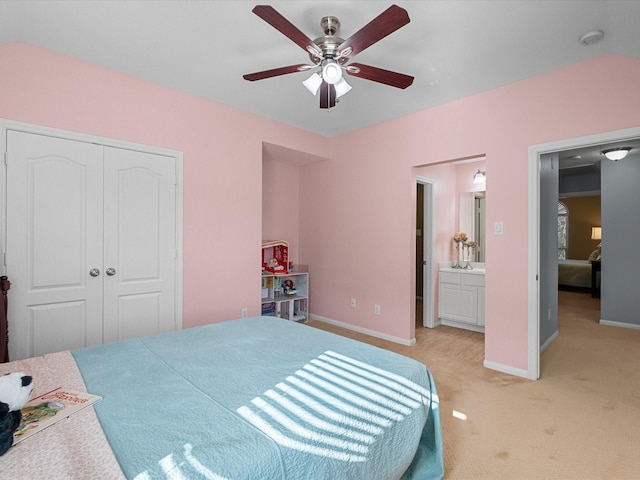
[13,387,102,445]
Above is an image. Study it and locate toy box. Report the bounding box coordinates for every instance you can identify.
[262,240,290,274]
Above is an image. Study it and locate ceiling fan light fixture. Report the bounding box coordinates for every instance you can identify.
[334,77,352,98]
[601,147,631,161]
[322,61,343,84]
[302,72,322,95]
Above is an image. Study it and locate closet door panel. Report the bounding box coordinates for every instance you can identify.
[102,147,176,343]
[6,131,104,360]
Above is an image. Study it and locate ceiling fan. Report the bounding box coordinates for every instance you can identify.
[243,4,414,109]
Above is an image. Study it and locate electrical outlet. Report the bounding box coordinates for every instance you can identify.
[241,308,248,318]
[374,304,381,315]
[351,298,357,308]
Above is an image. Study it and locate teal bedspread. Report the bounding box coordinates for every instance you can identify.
[72,317,443,480]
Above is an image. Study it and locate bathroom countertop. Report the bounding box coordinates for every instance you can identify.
[439,263,485,275]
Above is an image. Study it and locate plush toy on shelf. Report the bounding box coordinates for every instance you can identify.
[0,372,34,456]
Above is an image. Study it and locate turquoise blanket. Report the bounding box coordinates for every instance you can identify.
[73,317,443,480]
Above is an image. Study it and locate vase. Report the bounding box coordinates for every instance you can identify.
[452,242,462,268]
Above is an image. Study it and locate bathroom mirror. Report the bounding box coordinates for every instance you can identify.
[459,192,486,262]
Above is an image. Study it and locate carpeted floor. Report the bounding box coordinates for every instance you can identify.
[309,290,640,479]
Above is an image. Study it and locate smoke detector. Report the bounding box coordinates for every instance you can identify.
[579,30,604,46]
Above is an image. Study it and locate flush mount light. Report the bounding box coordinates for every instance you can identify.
[601,147,631,161]
[579,29,604,46]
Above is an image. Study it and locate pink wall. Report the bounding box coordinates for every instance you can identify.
[3,41,640,374]
[262,156,300,264]
[0,42,327,326]
[300,54,640,371]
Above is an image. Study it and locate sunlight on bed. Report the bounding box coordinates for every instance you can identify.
[134,443,230,480]
[236,350,434,463]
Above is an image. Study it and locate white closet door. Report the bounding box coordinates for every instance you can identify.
[6,131,104,359]
[102,147,176,343]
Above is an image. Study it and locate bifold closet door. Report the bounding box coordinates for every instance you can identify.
[6,131,177,360]
[6,131,105,359]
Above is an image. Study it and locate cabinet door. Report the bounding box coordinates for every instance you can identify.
[102,147,177,343]
[6,131,104,359]
[439,284,478,325]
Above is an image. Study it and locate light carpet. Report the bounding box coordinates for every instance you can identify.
[309,290,640,479]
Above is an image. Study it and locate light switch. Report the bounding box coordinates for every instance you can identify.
[494,222,504,235]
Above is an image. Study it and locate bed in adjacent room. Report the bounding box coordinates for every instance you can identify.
[1,316,444,480]
[558,259,592,290]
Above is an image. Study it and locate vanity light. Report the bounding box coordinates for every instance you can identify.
[601,147,631,161]
[473,170,486,184]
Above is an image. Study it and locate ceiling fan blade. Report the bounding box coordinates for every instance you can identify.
[252,5,321,57]
[319,82,336,109]
[346,63,414,89]
[337,5,410,58]
[243,64,311,82]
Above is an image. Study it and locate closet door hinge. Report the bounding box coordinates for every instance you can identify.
[3,151,7,166]
[3,252,6,267]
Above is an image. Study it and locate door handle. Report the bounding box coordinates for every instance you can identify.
[106,267,116,276]
[89,268,100,277]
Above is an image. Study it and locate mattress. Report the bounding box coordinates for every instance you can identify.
[3,317,444,480]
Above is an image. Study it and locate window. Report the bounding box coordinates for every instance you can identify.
[558,201,568,260]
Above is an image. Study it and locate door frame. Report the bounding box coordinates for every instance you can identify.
[527,125,640,380]
[0,118,184,332]
[417,176,436,328]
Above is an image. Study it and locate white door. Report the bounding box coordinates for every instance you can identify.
[6,130,177,360]
[102,147,176,343]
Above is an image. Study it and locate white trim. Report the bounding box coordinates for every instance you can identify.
[0,117,184,330]
[600,319,640,330]
[309,314,416,346]
[528,125,640,381]
[540,329,558,353]
[416,175,436,329]
[483,360,530,379]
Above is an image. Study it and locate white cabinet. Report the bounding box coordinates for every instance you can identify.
[438,269,485,332]
[261,270,308,323]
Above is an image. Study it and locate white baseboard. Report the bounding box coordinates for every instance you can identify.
[483,359,532,379]
[309,314,416,346]
[540,330,559,353]
[600,319,640,330]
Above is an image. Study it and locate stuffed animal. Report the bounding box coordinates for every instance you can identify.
[0,372,33,456]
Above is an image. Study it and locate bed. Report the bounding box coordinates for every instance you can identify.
[1,316,444,480]
[558,259,592,289]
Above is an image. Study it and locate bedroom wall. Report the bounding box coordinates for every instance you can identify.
[262,156,301,265]
[299,54,640,374]
[3,42,640,376]
[0,41,328,327]
[562,196,601,260]
[601,151,640,327]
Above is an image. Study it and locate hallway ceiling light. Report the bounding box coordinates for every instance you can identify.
[601,147,631,161]
[473,170,486,184]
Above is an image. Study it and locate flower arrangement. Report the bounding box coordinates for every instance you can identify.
[452,232,467,268]
[453,232,468,243]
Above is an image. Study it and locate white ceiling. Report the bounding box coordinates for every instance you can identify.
[1,1,639,137]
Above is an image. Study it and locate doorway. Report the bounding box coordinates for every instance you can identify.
[416,177,435,328]
[529,125,640,380]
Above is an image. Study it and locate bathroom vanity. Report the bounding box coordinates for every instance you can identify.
[438,264,485,332]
